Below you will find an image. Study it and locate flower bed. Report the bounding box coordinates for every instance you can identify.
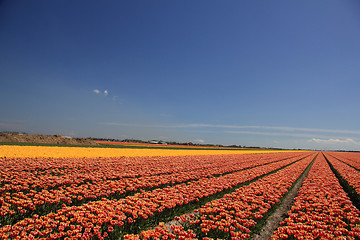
[271,153,360,239]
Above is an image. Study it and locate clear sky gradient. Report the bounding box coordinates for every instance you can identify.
[1,1,360,150]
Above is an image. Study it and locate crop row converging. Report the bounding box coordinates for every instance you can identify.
[1,150,360,239]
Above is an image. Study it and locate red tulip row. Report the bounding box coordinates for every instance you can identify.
[271,153,360,239]
[0,153,307,224]
[125,153,315,239]
[324,153,360,196]
[325,152,360,170]
[0,153,310,239]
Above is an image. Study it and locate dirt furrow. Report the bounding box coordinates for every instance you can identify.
[251,155,315,240]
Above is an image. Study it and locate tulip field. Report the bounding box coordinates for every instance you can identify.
[1,145,360,239]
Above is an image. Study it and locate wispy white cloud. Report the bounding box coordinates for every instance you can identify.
[194,138,205,143]
[224,131,360,144]
[225,130,318,138]
[241,126,360,135]
[93,89,109,96]
[98,121,360,149]
[169,124,360,135]
[97,121,360,150]
[99,122,360,136]
[310,138,360,145]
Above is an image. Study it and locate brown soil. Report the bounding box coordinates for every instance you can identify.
[0,132,99,146]
[251,161,313,240]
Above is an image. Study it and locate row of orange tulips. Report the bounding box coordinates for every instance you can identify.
[125,153,316,239]
[123,221,197,240]
[324,153,360,195]
[325,152,360,170]
[1,153,305,192]
[271,153,360,239]
[0,153,308,239]
[0,153,307,225]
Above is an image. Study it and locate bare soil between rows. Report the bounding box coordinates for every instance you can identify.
[251,160,313,240]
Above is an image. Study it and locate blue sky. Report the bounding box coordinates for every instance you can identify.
[1,1,360,150]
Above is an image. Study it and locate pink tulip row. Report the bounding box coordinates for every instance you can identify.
[0,153,310,239]
[271,153,360,239]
